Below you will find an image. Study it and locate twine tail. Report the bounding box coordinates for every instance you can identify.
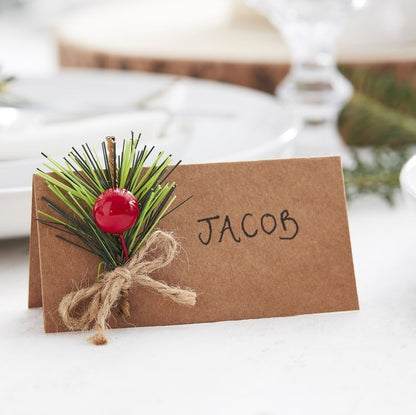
[58,230,196,345]
[136,274,196,306]
[88,305,111,346]
[118,290,131,318]
[90,271,130,345]
[89,328,107,346]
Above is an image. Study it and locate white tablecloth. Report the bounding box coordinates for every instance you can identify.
[1,196,416,414]
[1,3,416,413]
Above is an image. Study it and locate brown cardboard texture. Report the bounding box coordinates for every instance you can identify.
[29,157,358,333]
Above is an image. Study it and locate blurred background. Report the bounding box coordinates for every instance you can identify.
[0,0,416,237]
[1,0,415,83]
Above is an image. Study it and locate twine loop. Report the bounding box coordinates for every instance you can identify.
[58,230,196,345]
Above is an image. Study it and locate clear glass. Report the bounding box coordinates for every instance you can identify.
[246,0,368,124]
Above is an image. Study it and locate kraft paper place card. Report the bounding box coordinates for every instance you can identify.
[29,156,358,334]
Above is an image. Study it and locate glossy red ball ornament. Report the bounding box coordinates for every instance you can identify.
[93,188,139,234]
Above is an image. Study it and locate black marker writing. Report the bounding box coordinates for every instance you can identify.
[196,210,300,245]
[241,213,258,238]
[219,214,241,243]
[279,210,299,240]
[197,215,220,245]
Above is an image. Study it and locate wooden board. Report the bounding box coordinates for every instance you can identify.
[56,0,416,93]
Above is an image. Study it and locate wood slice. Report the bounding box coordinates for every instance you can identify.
[56,0,416,93]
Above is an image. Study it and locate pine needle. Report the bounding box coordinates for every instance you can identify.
[338,67,416,204]
[38,134,186,270]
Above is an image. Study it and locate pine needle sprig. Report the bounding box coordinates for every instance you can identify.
[343,67,416,118]
[343,146,412,205]
[0,75,15,102]
[337,67,416,204]
[37,133,184,271]
[338,67,416,148]
[339,92,416,148]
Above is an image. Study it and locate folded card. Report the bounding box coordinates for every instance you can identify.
[29,156,358,333]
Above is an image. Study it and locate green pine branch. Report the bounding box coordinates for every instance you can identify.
[0,75,14,91]
[37,133,185,270]
[343,147,411,205]
[339,68,416,148]
[338,67,416,204]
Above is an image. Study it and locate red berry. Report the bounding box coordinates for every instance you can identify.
[93,188,139,234]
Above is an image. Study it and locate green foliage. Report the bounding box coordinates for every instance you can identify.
[339,68,416,148]
[343,146,411,205]
[37,133,185,269]
[0,75,14,93]
[339,93,416,148]
[338,67,416,204]
[0,75,16,106]
[345,67,416,117]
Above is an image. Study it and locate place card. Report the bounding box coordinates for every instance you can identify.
[29,156,358,333]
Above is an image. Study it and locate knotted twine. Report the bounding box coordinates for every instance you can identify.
[58,230,196,345]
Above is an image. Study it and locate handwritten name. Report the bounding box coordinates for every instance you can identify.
[197,210,299,245]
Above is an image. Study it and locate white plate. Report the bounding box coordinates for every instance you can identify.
[0,69,297,239]
[0,159,37,239]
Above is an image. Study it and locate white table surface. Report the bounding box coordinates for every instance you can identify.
[1,3,416,414]
[1,196,416,415]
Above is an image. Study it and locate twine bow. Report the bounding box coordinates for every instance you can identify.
[58,230,196,345]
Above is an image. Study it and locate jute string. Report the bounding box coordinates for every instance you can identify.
[58,230,196,345]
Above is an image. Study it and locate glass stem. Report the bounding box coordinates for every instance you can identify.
[277,19,353,123]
